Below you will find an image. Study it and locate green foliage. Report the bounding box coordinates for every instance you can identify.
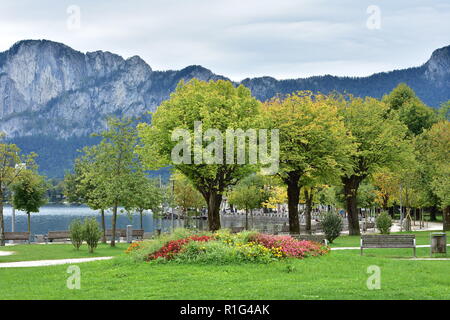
[69,219,84,250]
[228,175,270,212]
[172,171,205,214]
[376,211,393,234]
[383,83,437,136]
[415,120,450,229]
[262,92,354,184]
[11,171,48,214]
[69,117,145,246]
[83,218,102,253]
[124,172,163,219]
[0,137,38,245]
[138,79,261,230]
[320,212,343,243]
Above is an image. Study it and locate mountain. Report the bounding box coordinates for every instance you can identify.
[0,39,449,178]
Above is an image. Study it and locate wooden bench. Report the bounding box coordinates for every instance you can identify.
[131,229,144,240]
[46,231,70,243]
[230,227,245,234]
[290,234,328,246]
[360,235,416,257]
[4,232,30,242]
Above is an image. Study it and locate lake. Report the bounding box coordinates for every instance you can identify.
[2,205,290,238]
[2,204,188,236]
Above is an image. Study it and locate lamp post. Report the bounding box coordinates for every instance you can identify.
[169,176,175,232]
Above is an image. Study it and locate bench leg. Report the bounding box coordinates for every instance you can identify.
[360,247,363,256]
[413,247,416,258]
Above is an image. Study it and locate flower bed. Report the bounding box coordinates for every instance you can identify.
[248,233,330,258]
[146,235,212,261]
[125,229,329,264]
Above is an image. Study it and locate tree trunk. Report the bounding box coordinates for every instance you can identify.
[304,189,312,234]
[342,175,362,236]
[0,190,4,246]
[245,208,249,230]
[205,191,222,231]
[27,212,31,244]
[388,206,394,218]
[140,209,144,229]
[111,203,118,247]
[101,209,106,244]
[382,196,389,212]
[286,172,301,234]
[429,205,437,222]
[443,206,450,232]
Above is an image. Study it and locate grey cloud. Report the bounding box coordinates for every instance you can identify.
[0,0,449,81]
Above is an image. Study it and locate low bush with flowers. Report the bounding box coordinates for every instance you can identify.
[248,234,330,258]
[125,228,329,264]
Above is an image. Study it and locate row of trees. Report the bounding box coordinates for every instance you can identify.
[137,80,449,234]
[2,79,446,246]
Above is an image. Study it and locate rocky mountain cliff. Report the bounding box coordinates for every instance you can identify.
[0,39,449,177]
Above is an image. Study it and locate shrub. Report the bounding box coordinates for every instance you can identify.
[376,211,393,234]
[83,218,102,253]
[320,212,343,243]
[69,219,84,250]
[174,241,239,264]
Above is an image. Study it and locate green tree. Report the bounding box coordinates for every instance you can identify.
[415,121,450,230]
[64,155,110,243]
[125,172,163,229]
[383,83,437,135]
[11,170,48,236]
[0,137,37,246]
[77,117,141,247]
[138,79,260,231]
[172,171,205,216]
[228,175,270,230]
[339,96,410,235]
[261,92,354,233]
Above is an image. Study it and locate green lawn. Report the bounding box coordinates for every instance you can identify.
[0,250,449,300]
[0,233,449,300]
[0,243,128,262]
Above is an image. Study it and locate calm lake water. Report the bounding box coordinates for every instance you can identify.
[3,205,296,240]
[2,205,289,237]
[2,204,188,235]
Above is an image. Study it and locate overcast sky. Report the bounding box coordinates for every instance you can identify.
[1,0,449,81]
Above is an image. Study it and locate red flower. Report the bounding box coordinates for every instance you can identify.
[146,235,213,261]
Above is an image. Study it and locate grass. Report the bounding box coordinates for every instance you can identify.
[0,243,128,262]
[0,231,449,300]
[0,249,449,300]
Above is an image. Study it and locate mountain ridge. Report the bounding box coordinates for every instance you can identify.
[1,39,449,177]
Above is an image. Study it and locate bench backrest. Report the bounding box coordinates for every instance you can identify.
[4,232,30,240]
[230,227,245,233]
[361,235,415,248]
[105,229,126,237]
[132,229,144,237]
[47,231,70,239]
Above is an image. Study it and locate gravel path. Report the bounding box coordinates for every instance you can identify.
[0,256,112,268]
[0,251,15,256]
